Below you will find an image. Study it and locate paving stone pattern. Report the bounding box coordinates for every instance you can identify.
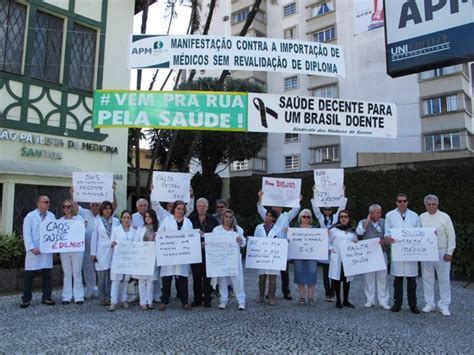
[1,267,473,353]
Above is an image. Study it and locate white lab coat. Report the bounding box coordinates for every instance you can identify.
[132,226,159,280]
[328,227,358,282]
[257,202,299,238]
[132,212,145,229]
[253,223,284,276]
[158,215,194,277]
[90,216,120,271]
[110,225,136,281]
[22,209,56,270]
[151,198,195,224]
[384,208,421,277]
[78,206,99,254]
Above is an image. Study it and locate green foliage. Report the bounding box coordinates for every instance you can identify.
[191,172,223,209]
[452,223,474,278]
[0,235,25,269]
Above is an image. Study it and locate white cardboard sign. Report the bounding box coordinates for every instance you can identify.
[151,171,191,203]
[156,229,201,266]
[40,219,85,253]
[245,237,288,271]
[391,228,439,262]
[340,238,386,277]
[261,177,301,208]
[287,228,329,260]
[313,169,345,207]
[111,241,156,276]
[72,172,113,203]
[205,233,239,278]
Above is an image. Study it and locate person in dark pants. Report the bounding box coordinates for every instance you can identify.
[20,195,57,308]
[189,198,219,307]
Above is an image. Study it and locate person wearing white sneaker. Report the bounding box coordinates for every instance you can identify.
[356,204,390,310]
[420,195,456,317]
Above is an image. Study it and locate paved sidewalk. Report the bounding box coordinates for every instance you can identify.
[1,268,472,353]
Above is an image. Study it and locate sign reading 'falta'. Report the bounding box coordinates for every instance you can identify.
[129,35,346,78]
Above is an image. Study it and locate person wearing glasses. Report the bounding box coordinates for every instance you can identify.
[384,193,421,314]
[420,194,456,317]
[328,210,358,309]
[293,209,318,306]
[59,199,85,305]
[20,195,56,308]
[213,199,229,224]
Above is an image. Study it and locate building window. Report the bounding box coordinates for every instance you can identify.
[422,94,459,116]
[311,84,338,98]
[311,145,340,163]
[312,26,336,43]
[232,160,249,171]
[420,65,457,80]
[232,7,265,24]
[30,11,64,83]
[310,1,334,18]
[284,133,299,142]
[254,30,266,38]
[424,132,461,151]
[68,23,97,91]
[0,0,27,74]
[285,155,300,169]
[255,10,266,23]
[284,76,298,90]
[284,26,297,39]
[283,3,297,17]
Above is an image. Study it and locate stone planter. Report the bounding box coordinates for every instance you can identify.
[0,264,63,293]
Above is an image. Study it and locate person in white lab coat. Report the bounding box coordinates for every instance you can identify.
[420,194,456,317]
[257,191,300,300]
[59,200,85,305]
[133,209,160,310]
[158,201,194,311]
[384,193,421,314]
[254,209,284,306]
[109,210,136,311]
[20,195,56,308]
[151,188,195,224]
[212,209,246,310]
[90,201,120,306]
[132,198,149,229]
[329,210,358,309]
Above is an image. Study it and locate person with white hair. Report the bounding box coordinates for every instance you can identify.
[132,198,149,228]
[420,194,456,317]
[356,204,390,310]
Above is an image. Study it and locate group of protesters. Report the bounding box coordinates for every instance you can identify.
[20,185,456,317]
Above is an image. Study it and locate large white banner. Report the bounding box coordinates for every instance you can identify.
[205,233,239,278]
[247,93,397,138]
[111,241,156,276]
[40,220,85,253]
[245,237,288,271]
[156,229,202,266]
[313,169,345,208]
[354,0,385,35]
[129,35,346,78]
[261,177,301,208]
[72,172,113,203]
[287,228,329,260]
[340,238,386,277]
[151,171,191,203]
[391,228,439,262]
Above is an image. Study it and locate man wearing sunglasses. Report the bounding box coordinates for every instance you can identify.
[384,193,421,314]
[20,195,56,308]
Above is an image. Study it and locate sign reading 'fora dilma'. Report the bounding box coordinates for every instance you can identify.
[384,0,474,77]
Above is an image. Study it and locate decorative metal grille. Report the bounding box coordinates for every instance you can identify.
[69,23,97,91]
[0,0,27,74]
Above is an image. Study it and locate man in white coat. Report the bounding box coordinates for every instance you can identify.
[20,195,56,308]
[385,193,421,314]
[132,198,149,228]
[420,194,456,316]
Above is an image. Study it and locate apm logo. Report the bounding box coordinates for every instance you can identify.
[153,41,164,50]
[131,40,165,55]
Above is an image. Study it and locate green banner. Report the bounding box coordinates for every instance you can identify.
[93,90,247,132]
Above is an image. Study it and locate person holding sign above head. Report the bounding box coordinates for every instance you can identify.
[20,195,56,308]
[59,200,85,305]
[293,209,318,306]
[254,209,284,306]
[90,201,120,306]
[257,190,301,301]
[420,194,456,317]
[132,198,149,228]
[158,201,194,311]
[356,204,390,310]
[328,210,358,309]
[133,209,160,310]
[384,193,421,314]
[212,209,247,310]
[151,187,195,224]
[189,198,219,308]
[109,210,136,311]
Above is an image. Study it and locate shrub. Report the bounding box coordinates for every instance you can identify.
[0,234,25,269]
[452,223,474,278]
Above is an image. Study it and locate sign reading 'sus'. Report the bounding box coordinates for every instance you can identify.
[129,35,346,78]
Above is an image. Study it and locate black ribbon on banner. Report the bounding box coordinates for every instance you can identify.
[253,97,278,128]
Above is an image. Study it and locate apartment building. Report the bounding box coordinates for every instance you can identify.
[202,0,473,176]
